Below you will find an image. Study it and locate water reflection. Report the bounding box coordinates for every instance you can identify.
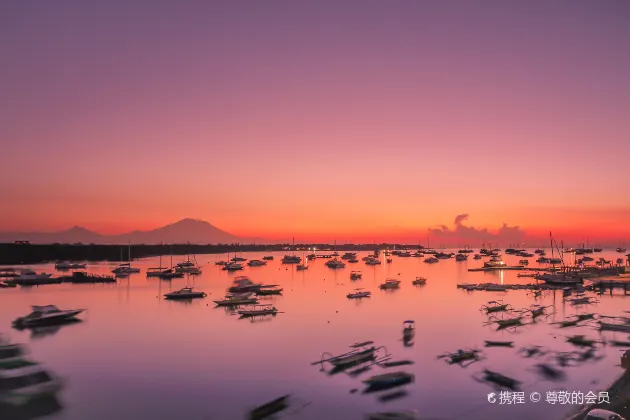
[0,396,63,420]
[25,319,84,340]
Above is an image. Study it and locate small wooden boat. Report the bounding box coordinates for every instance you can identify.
[255,288,283,296]
[411,277,426,285]
[485,341,514,347]
[238,304,278,317]
[363,371,414,388]
[480,300,511,314]
[402,320,415,338]
[566,335,597,347]
[214,293,258,306]
[494,317,523,328]
[439,348,480,364]
[249,395,290,420]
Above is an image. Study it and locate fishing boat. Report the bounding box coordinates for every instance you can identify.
[535,272,583,285]
[0,358,63,405]
[412,276,427,285]
[325,259,346,269]
[440,348,480,364]
[322,343,380,368]
[255,287,283,296]
[347,289,371,299]
[213,293,258,306]
[164,287,207,300]
[379,279,401,290]
[228,277,262,293]
[237,304,278,317]
[363,371,414,388]
[350,271,363,280]
[248,395,290,420]
[480,300,511,313]
[13,305,85,328]
[247,260,267,267]
[365,411,420,420]
[477,369,521,390]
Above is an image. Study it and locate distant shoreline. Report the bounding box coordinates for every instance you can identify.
[0,243,413,265]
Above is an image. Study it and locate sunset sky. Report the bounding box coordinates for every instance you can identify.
[1,1,629,244]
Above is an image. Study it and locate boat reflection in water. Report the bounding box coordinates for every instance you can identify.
[28,319,83,340]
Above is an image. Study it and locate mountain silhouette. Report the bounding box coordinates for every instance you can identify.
[0,219,245,244]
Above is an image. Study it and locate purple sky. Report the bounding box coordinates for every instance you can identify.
[1,1,629,243]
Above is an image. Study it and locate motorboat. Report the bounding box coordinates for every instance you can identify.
[231,257,247,262]
[281,255,301,264]
[213,293,258,306]
[262,256,274,260]
[411,252,424,257]
[112,263,140,275]
[350,271,362,280]
[363,371,414,388]
[423,257,438,264]
[616,247,627,253]
[398,252,411,258]
[365,258,381,265]
[215,261,227,266]
[536,257,550,263]
[455,253,468,261]
[434,252,453,259]
[296,263,308,270]
[164,287,207,300]
[237,304,278,317]
[146,267,173,277]
[222,262,244,271]
[519,259,529,265]
[247,260,267,267]
[347,289,371,299]
[228,276,262,293]
[412,276,426,285]
[13,305,85,328]
[348,258,359,263]
[12,270,52,282]
[326,259,346,269]
[341,253,357,260]
[379,279,401,290]
[483,256,506,268]
[0,358,63,405]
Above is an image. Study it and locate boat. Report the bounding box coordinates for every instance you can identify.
[164,287,207,300]
[11,270,53,283]
[616,247,627,253]
[326,259,346,269]
[231,257,247,262]
[483,256,506,268]
[255,287,283,296]
[386,258,392,263]
[247,260,267,267]
[473,254,482,260]
[281,255,301,264]
[480,300,511,313]
[215,261,227,266]
[324,344,379,368]
[519,259,529,265]
[365,258,381,265]
[112,242,141,275]
[13,305,85,328]
[249,395,290,420]
[455,253,468,261]
[535,272,583,285]
[0,338,27,364]
[423,257,438,264]
[60,271,116,283]
[222,262,244,271]
[485,341,514,347]
[0,357,63,405]
[228,276,262,293]
[350,271,363,280]
[54,261,86,270]
[379,279,401,290]
[593,247,603,253]
[347,289,371,299]
[365,411,420,420]
[412,276,426,285]
[363,371,414,388]
[440,348,481,364]
[296,263,308,270]
[398,252,411,258]
[402,320,414,338]
[536,257,550,263]
[434,252,453,259]
[341,253,357,260]
[214,293,258,306]
[262,256,274,261]
[237,304,278,317]
[517,272,536,278]
[599,322,630,333]
[348,258,359,263]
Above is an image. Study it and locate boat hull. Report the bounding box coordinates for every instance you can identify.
[13,311,84,328]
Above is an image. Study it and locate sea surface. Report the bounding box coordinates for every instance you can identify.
[1,250,629,420]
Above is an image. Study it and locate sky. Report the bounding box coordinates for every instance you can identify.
[1,0,629,245]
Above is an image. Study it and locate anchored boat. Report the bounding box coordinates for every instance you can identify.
[164,287,207,300]
[13,306,85,328]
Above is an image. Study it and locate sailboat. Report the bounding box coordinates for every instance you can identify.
[296,251,308,270]
[112,241,141,275]
[147,243,171,277]
[174,244,202,274]
[534,233,583,285]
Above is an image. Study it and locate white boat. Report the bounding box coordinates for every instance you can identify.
[213,293,258,306]
[281,255,301,264]
[483,256,506,268]
[247,260,267,267]
[13,305,85,328]
[164,287,207,300]
[0,359,63,405]
[237,304,278,317]
[326,259,346,269]
[379,279,401,290]
[347,289,371,299]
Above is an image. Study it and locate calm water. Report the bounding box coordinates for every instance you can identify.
[1,250,629,420]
